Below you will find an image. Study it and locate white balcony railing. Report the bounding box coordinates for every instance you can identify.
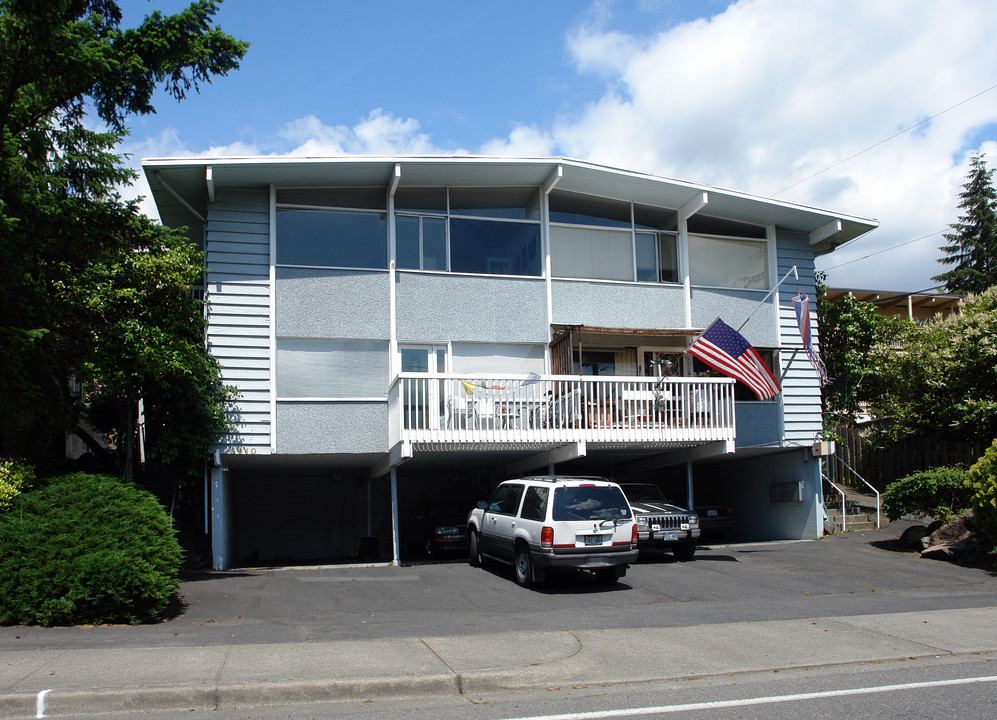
[388,373,735,447]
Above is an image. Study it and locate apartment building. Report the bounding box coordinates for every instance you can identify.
[143,156,878,569]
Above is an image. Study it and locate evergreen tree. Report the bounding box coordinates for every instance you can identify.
[0,1,247,478]
[933,153,997,294]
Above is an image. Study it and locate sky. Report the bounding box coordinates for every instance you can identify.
[118,0,997,293]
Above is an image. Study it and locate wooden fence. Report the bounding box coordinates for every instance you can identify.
[826,426,983,491]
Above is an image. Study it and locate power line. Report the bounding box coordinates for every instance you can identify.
[820,230,944,271]
[773,83,997,197]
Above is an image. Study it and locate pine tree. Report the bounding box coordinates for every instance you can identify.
[933,153,997,294]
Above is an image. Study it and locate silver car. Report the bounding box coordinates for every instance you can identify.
[620,483,700,561]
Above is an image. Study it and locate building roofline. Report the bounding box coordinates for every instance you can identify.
[142,154,878,252]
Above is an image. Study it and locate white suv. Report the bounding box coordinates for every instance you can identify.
[467,476,638,587]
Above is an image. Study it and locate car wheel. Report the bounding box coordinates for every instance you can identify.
[514,544,534,588]
[468,531,481,567]
[673,542,696,561]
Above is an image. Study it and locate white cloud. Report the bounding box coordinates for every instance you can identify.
[531,0,997,290]
[123,0,997,292]
[281,110,443,156]
[480,126,555,157]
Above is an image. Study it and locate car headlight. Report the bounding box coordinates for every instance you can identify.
[636,516,649,527]
[689,516,699,527]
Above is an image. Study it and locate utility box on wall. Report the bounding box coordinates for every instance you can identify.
[770,480,805,503]
[812,440,836,457]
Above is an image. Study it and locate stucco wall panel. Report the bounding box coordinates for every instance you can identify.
[395,272,548,343]
[551,280,687,329]
[276,268,390,339]
[276,402,388,454]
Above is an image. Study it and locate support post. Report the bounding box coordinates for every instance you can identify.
[210,465,231,570]
[685,462,694,511]
[390,468,400,565]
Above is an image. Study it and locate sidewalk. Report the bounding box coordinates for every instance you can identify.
[3,605,995,718]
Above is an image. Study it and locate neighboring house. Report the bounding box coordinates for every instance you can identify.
[823,288,961,322]
[143,156,878,570]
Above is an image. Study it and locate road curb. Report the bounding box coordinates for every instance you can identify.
[9,675,462,719]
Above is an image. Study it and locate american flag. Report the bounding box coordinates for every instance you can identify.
[687,319,781,400]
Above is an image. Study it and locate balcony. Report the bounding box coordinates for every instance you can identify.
[388,373,736,450]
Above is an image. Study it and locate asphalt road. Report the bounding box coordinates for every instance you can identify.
[7,519,994,651]
[2,520,995,719]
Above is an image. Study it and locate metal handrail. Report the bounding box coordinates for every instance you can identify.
[821,469,847,533]
[830,452,881,529]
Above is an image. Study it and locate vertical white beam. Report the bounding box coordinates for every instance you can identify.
[542,164,561,372]
[390,468,400,565]
[205,165,215,204]
[678,192,707,329]
[268,184,277,452]
[388,164,400,377]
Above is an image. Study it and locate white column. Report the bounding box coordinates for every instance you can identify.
[390,468,400,565]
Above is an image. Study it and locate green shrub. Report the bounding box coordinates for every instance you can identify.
[881,466,972,522]
[967,439,997,542]
[0,459,34,511]
[0,473,182,626]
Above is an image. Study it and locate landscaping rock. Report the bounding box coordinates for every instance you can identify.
[898,524,931,549]
[919,514,979,561]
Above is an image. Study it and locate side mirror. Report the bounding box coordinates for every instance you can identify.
[477,500,486,510]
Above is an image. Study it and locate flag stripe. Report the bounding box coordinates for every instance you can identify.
[687,319,781,401]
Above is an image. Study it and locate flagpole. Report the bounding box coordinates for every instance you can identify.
[736,265,798,332]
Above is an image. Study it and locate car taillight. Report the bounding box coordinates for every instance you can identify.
[631,523,638,545]
[541,526,554,548]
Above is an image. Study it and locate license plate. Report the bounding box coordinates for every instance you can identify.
[661,532,678,542]
[707,510,718,516]
[583,535,603,546]
[651,524,661,531]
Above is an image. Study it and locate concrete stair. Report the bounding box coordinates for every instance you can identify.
[824,485,882,534]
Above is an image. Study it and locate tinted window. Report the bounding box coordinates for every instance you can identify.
[520,486,549,521]
[277,208,387,268]
[486,483,525,515]
[449,187,540,220]
[449,219,541,276]
[552,486,632,521]
[549,191,631,228]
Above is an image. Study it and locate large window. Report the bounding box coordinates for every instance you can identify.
[549,190,678,284]
[276,208,387,269]
[394,186,542,277]
[396,215,446,271]
[276,339,388,398]
[450,219,541,275]
[551,225,633,281]
[688,234,768,289]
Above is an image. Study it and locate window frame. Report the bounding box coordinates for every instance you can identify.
[275,338,390,401]
[687,232,770,290]
[275,203,388,271]
[394,187,542,277]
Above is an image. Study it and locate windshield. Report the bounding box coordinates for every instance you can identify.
[552,486,632,521]
[621,484,667,504]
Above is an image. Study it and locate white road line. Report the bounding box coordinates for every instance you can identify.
[496,675,997,720]
[35,688,51,719]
